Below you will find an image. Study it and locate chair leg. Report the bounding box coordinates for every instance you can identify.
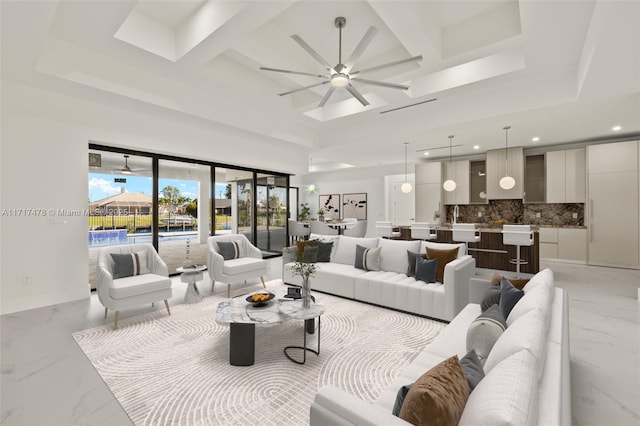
[211,279,216,293]
[260,276,266,289]
[104,307,108,319]
[227,283,231,298]
[114,311,119,330]
[164,299,171,316]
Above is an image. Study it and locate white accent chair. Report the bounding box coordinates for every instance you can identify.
[452,223,481,255]
[96,243,172,329]
[375,221,401,239]
[207,234,267,298]
[288,219,310,244]
[309,221,339,236]
[410,222,437,240]
[502,224,534,277]
[342,217,358,229]
[343,220,367,237]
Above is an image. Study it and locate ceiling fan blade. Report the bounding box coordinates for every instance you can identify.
[350,55,423,76]
[345,84,370,106]
[350,77,409,90]
[318,87,336,107]
[260,66,328,79]
[291,35,332,70]
[345,26,378,70]
[278,80,330,96]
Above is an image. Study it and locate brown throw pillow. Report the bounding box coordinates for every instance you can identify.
[296,240,317,261]
[426,247,459,283]
[491,273,529,290]
[399,355,470,426]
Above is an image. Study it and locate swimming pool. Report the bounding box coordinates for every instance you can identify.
[88,230,198,247]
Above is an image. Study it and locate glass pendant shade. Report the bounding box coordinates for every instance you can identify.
[500,175,516,190]
[500,126,515,190]
[401,182,412,193]
[443,179,457,192]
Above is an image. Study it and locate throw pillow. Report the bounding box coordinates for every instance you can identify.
[415,257,438,283]
[480,285,501,312]
[110,252,150,279]
[217,241,243,260]
[425,246,459,283]
[499,277,525,319]
[406,250,427,277]
[296,240,317,261]
[392,384,412,417]
[301,245,319,263]
[354,244,381,271]
[398,355,470,425]
[317,241,333,262]
[459,350,485,392]
[466,304,507,365]
[490,272,529,290]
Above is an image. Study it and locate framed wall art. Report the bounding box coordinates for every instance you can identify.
[319,194,340,220]
[342,193,367,220]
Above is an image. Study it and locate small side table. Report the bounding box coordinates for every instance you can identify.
[280,301,326,365]
[176,265,207,304]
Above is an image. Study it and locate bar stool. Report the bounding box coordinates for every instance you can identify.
[410,222,437,240]
[375,221,401,239]
[502,225,534,277]
[452,223,480,255]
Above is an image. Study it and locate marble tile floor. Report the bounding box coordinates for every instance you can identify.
[1,258,638,425]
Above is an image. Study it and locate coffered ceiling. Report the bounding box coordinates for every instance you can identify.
[2,1,639,174]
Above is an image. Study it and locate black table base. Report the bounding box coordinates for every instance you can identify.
[284,316,321,365]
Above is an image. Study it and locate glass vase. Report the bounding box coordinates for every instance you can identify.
[301,276,311,308]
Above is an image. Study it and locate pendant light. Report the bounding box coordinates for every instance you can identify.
[499,126,516,190]
[401,142,413,193]
[443,135,457,192]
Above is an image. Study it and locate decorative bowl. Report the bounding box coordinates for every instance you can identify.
[246,292,275,307]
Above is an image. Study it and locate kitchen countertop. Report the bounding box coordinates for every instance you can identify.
[433,223,587,231]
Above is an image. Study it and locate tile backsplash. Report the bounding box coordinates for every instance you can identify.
[445,200,584,226]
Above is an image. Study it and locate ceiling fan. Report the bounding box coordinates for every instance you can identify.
[260,17,422,107]
[112,155,150,175]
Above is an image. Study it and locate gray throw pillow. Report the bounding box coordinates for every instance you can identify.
[317,241,333,262]
[466,304,506,365]
[415,257,437,283]
[499,277,524,319]
[406,251,427,277]
[354,244,381,271]
[302,245,319,263]
[217,241,241,260]
[110,252,149,279]
[459,349,485,391]
[392,383,412,416]
[480,285,501,312]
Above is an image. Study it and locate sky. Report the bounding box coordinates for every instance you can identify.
[88,173,228,202]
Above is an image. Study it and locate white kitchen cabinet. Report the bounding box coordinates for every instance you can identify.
[588,140,639,268]
[546,148,585,203]
[443,160,470,205]
[486,146,524,199]
[539,227,559,259]
[558,228,587,262]
[415,162,442,222]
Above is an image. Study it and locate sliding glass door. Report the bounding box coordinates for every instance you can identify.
[256,174,287,254]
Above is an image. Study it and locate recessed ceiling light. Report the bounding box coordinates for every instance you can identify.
[423,152,430,156]
[612,125,622,131]
[473,145,480,150]
[532,137,540,142]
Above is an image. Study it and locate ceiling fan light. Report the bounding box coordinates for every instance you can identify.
[443,179,457,192]
[401,182,412,193]
[500,175,516,190]
[331,73,349,88]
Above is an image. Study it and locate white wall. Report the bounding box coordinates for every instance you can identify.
[0,81,308,314]
[291,164,413,237]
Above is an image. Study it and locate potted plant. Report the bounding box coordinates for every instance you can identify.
[298,202,311,221]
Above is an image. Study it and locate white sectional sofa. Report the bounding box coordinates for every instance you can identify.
[283,234,476,322]
[309,268,571,425]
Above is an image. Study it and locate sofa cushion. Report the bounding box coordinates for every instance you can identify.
[217,240,244,260]
[333,236,379,265]
[522,268,553,293]
[460,350,485,392]
[354,245,382,271]
[109,273,171,299]
[426,246,459,283]
[498,277,524,319]
[391,384,412,416]
[415,257,437,283]
[506,283,553,327]
[399,355,469,425]
[458,350,539,426]
[110,252,150,279]
[406,251,427,277]
[378,238,421,274]
[421,241,466,257]
[302,245,319,263]
[490,272,529,290]
[466,304,506,365]
[309,233,340,260]
[480,284,501,312]
[317,241,333,262]
[222,257,267,275]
